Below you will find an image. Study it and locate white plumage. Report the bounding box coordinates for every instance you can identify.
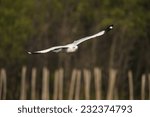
[27,25,113,54]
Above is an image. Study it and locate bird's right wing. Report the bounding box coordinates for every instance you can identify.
[73,31,105,45]
[73,25,113,45]
[27,45,68,54]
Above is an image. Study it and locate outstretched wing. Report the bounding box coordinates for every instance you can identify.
[73,25,113,45]
[27,45,68,54]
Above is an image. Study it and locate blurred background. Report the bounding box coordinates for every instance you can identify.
[0,0,150,99]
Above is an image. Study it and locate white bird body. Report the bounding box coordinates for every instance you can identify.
[27,25,113,54]
[66,44,78,53]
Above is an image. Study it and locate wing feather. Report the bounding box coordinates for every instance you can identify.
[27,45,68,54]
[73,31,105,45]
[73,25,113,45]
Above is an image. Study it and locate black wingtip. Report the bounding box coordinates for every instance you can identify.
[27,51,39,54]
[105,25,113,32]
[26,50,35,54]
[27,51,42,54]
[25,50,32,54]
[27,51,32,54]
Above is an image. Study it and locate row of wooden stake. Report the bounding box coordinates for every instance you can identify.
[0,67,150,99]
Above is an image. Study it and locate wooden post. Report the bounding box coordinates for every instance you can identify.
[107,69,117,100]
[58,68,64,100]
[83,69,91,100]
[53,68,64,100]
[53,70,59,100]
[128,70,134,100]
[148,74,150,100]
[75,70,81,100]
[68,69,77,99]
[0,69,2,99]
[0,69,7,99]
[114,87,119,99]
[31,68,36,100]
[20,66,27,100]
[42,67,49,100]
[94,67,102,100]
[141,74,146,100]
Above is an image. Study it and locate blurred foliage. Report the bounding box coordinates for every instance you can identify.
[0,0,34,66]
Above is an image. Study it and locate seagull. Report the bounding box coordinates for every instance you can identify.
[27,25,113,54]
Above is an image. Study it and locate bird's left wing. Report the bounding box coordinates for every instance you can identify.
[27,45,68,54]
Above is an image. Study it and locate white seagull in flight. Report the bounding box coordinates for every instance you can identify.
[27,25,113,54]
